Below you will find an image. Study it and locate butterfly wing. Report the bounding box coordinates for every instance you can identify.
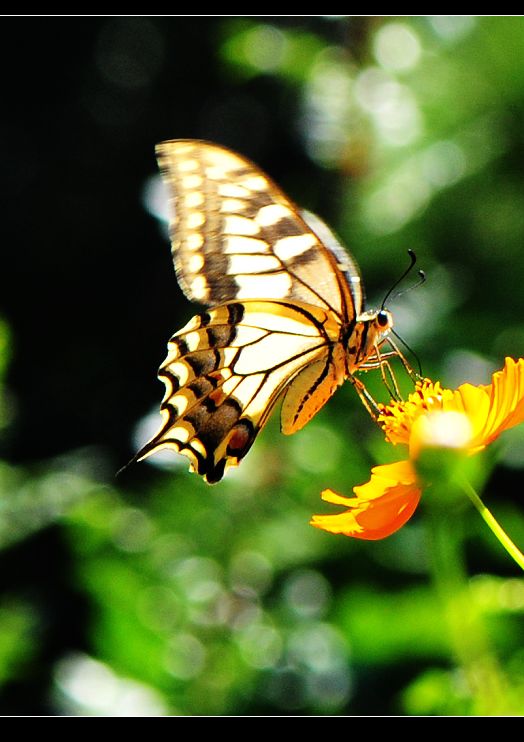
[137,140,368,481]
[155,139,363,318]
[137,300,343,483]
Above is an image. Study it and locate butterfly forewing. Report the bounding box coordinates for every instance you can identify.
[156,140,358,318]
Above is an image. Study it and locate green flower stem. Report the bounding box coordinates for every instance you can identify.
[459,477,524,572]
[428,498,514,715]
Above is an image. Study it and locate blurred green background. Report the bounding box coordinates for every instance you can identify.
[2,15,524,716]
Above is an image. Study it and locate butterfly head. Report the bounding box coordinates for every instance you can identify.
[347,308,394,371]
[366,307,394,348]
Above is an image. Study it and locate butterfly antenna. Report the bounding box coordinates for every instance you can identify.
[381,249,425,310]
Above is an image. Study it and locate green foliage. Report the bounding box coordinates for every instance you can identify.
[0,599,37,686]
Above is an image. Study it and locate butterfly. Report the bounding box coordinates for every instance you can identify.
[135,139,406,483]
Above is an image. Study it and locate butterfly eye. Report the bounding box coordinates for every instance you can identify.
[376,310,390,328]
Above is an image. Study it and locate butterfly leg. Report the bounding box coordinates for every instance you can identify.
[379,357,401,401]
[358,349,402,402]
[361,338,420,401]
[348,374,382,420]
[385,337,420,382]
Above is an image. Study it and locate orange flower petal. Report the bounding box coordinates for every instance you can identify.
[311,461,421,540]
[450,357,524,450]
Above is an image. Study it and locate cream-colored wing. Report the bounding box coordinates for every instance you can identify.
[136,299,343,483]
[156,139,361,319]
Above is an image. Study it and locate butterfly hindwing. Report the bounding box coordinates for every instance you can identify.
[280,351,347,435]
[138,300,341,482]
[155,140,358,318]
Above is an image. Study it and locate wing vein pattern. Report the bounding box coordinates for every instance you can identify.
[137,139,377,482]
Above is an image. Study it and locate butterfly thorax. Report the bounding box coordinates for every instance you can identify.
[345,308,393,374]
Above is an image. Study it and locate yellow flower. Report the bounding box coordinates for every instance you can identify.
[311,357,524,541]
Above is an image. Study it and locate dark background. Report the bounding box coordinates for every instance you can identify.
[1,16,524,716]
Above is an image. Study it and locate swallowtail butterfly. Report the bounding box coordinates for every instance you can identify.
[136,140,402,482]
